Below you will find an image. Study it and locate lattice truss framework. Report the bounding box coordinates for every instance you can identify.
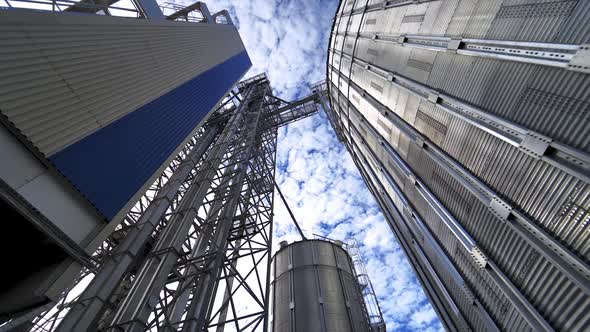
[17,74,327,332]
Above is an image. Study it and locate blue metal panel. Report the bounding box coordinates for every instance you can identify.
[49,50,251,220]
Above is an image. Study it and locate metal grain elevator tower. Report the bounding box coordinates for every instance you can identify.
[4,69,328,331]
[325,0,590,331]
[0,0,250,322]
[0,1,346,331]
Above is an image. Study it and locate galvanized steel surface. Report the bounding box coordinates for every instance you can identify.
[0,9,250,221]
[272,240,371,332]
[0,9,246,156]
[326,0,590,331]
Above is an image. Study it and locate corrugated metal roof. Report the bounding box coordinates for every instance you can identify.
[48,51,251,220]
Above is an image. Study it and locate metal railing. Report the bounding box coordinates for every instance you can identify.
[0,0,234,24]
[346,239,387,331]
[0,0,141,17]
[310,234,387,330]
[159,1,203,22]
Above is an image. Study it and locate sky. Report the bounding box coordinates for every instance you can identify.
[193,0,445,331]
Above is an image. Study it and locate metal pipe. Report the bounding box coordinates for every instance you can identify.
[54,126,220,332]
[274,182,307,240]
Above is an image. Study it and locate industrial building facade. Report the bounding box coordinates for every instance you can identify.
[0,4,250,318]
[326,1,590,331]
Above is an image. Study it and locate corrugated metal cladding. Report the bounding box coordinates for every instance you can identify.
[327,0,590,331]
[0,10,251,220]
[272,240,370,332]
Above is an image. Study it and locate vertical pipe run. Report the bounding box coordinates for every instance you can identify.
[54,127,220,332]
[274,182,307,240]
[106,86,255,331]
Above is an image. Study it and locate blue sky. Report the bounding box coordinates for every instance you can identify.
[200,0,444,330]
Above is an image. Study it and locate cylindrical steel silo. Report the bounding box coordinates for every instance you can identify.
[325,1,590,330]
[271,239,370,332]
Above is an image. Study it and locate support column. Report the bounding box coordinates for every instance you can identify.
[55,126,220,332]
[105,86,256,331]
[180,87,268,332]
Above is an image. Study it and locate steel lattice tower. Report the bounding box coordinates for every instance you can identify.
[12,74,326,332]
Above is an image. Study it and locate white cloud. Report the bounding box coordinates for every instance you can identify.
[410,307,440,329]
[193,0,335,100]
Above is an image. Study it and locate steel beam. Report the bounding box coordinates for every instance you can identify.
[330,51,590,183]
[180,85,268,332]
[25,74,325,332]
[333,32,583,70]
[53,127,219,332]
[166,1,213,22]
[349,118,547,331]
[106,87,255,331]
[329,62,590,293]
[26,126,217,332]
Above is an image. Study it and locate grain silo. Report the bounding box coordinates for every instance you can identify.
[0,1,249,317]
[325,0,590,331]
[271,239,377,332]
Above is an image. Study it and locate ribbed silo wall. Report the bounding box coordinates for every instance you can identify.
[0,9,251,232]
[326,0,590,331]
[272,240,370,332]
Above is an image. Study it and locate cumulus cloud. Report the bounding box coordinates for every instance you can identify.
[169,0,443,330]
[201,0,334,100]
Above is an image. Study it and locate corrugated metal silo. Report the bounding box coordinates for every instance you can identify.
[271,240,371,332]
[325,0,590,331]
